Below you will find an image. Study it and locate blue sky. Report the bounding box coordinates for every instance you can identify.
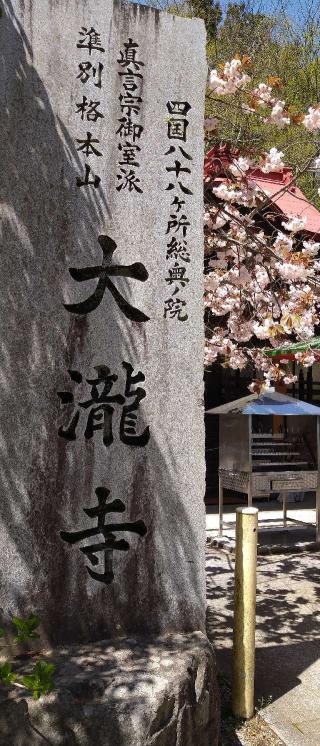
[131,0,320,26]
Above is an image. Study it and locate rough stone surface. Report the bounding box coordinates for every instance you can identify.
[0,1,207,643]
[0,633,220,746]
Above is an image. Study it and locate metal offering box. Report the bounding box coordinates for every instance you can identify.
[207,391,320,541]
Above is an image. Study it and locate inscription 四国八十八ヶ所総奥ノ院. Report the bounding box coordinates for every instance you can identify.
[164,102,193,322]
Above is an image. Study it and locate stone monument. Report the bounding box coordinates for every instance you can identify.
[0,2,219,743]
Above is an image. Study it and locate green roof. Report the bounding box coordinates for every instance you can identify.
[265,337,320,357]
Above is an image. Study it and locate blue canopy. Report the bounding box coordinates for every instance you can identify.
[206,391,320,416]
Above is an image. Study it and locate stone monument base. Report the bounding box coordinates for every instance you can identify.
[0,632,220,746]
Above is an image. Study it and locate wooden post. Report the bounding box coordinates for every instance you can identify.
[232,507,258,719]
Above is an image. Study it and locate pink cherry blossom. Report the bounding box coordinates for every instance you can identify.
[261,147,285,173]
[303,106,320,131]
[204,59,320,389]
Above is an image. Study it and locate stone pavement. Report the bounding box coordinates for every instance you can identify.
[206,495,318,552]
[206,541,320,746]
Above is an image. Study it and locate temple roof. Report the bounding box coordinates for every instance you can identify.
[205,145,320,237]
[206,390,320,415]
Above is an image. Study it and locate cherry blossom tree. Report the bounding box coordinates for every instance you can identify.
[204,57,320,391]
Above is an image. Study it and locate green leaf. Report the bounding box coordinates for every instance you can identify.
[35,661,55,677]
[0,628,5,638]
[22,660,55,701]
[12,615,40,643]
[0,661,16,685]
[21,674,34,689]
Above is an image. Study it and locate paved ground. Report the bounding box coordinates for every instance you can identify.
[206,528,320,745]
[206,495,318,550]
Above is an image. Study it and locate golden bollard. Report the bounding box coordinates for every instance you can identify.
[232,507,258,719]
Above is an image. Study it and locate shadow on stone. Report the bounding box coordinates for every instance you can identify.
[0,633,219,746]
[0,0,205,645]
[0,2,218,744]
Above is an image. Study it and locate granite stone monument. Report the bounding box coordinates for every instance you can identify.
[0,0,207,645]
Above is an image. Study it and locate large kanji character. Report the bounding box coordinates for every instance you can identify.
[61,486,147,584]
[64,235,149,322]
[58,362,150,448]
